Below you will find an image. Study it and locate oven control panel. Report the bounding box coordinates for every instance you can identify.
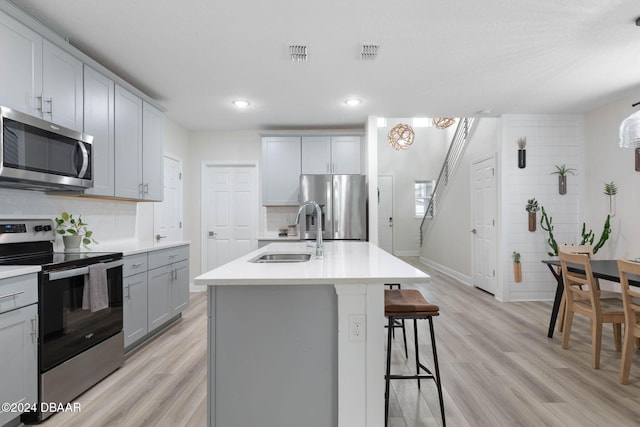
[0,219,55,243]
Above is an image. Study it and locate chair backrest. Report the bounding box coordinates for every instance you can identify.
[616,259,640,332]
[558,244,593,257]
[559,251,600,311]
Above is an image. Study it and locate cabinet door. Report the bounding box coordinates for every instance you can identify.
[147,265,171,333]
[0,304,37,426]
[331,136,361,174]
[142,101,164,201]
[42,40,83,131]
[83,66,115,197]
[0,11,42,116]
[123,272,148,348]
[301,136,331,174]
[170,260,189,316]
[114,84,143,199]
[262,137,301,205]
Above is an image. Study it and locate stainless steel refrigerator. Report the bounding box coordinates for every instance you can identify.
[299,174,367,240]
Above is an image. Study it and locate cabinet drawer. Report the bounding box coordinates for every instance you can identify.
[0,274,37,314]
[123,253,149,277]
[148,245,189,270]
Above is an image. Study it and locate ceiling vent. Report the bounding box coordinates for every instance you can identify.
[361,44,379,60]
[289,45,308,62]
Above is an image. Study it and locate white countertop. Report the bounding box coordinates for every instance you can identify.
[195,241,429,286]
[0,265,41,280]
[256,235,301,241]
[94,240,190,256]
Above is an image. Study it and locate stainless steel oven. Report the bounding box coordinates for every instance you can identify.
[0,219,123,423]
[0,106,93,191]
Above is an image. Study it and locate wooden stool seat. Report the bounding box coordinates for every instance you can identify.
[385,289,439,317]
[384,288,445,426]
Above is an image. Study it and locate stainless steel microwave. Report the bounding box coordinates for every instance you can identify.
[0,106,93,191]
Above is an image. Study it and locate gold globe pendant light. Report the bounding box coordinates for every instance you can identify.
[387,123,415,150]
[432,117,455,129]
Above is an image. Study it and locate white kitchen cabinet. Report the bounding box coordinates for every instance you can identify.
[114,84,143,199]
[83,65,115,197]
[122,252,149,349]
[147,245,189,333]
[142,101,164,201]
[114,85,164,201]
[0,12,83,131]
[301,135,361,175]
[0,274,37,427]
[262,136,301,206]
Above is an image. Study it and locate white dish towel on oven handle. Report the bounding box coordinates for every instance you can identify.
[82,263,109,312]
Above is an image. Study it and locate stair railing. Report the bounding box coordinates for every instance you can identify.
[419,117,478,247]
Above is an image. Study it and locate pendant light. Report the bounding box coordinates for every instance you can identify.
[619,102,640,171]
[432,117,455,129]
[387,123,415,150]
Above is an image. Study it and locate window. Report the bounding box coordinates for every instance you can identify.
[415,180,434,218]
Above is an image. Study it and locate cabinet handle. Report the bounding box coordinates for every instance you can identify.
[31,315,38,340]
[0,290,24,300]
[138,183,144,195]
[46,97,53,115]
[143,183,149,195]
[131,262,144,268]
[125,284,131,300]
[36,94,44,112]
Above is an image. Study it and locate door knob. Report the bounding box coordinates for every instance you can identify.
[471,228,477,234]
[208,231,216,237]
[156,234,167,241]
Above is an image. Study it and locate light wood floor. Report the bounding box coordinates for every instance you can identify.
[39,258,640,427]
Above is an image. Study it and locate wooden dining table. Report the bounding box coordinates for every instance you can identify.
[541,259,640,338]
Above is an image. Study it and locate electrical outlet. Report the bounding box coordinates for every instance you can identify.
[349,314,366,342]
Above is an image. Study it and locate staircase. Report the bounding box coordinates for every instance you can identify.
[419,117,478,247]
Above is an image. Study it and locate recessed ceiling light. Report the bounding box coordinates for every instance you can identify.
[232,100,250,108]
[344,98,362,106]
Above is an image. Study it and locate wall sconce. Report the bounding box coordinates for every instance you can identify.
[619,103,640,171]
[517,137,526,168]
[387,123,415,150]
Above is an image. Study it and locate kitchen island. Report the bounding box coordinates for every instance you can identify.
[194,241,430,427]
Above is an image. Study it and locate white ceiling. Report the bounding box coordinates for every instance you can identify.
[11,0,640,131]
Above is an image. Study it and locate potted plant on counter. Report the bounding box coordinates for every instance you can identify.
[525,198,539,231]
[54,212,97,251]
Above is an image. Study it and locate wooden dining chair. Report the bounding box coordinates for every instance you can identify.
[559,251,623,369]
[556,245,593,332]
[616,259,640,384]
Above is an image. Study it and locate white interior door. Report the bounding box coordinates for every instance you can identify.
[472,156,497,294]
[154,155,183,242]
[377,175,394,254]
[202,163,258,272]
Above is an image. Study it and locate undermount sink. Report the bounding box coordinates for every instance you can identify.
[249,252,312,263]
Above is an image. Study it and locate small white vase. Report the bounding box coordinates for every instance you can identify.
[62,235,82,251]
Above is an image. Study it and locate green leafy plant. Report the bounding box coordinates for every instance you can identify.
[525,198,539,213]
[604,181,617,196]
[539,205,611,256]
[512,251,521,263]
[551,164,576,176]
[517,137,527,149]
[54,212,97,248]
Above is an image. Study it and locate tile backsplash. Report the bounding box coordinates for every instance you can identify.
[0,188,141,250]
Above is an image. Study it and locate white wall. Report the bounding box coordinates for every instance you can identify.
[421,118,499,283]
[584,90,640,260]
[377,120,449,256]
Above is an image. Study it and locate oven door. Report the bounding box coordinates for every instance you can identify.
[39,260,123,372]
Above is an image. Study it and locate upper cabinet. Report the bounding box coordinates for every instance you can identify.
[83,66,115,197]
[262,137,301,206]
[0,12,83,131]
[114,86,163,202]
[301,136,361,175]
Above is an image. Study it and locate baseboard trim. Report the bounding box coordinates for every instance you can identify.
[418,256,473,287]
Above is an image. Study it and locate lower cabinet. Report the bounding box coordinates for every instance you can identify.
[122,244,189,350]
[0,274,37,426]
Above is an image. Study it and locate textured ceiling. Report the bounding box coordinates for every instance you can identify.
[11,0,640,131]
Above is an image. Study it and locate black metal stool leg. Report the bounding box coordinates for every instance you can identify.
[414,318,421,389]
[429,317,446,427]
[401,319,408,358]
[385,316,393,427]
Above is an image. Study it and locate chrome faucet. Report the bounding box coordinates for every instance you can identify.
[295,200,323,257]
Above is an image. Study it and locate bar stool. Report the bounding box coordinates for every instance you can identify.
[384,288,445,427]
[385,284,408,358]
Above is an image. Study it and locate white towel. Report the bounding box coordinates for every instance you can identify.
[82,263,109,312]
